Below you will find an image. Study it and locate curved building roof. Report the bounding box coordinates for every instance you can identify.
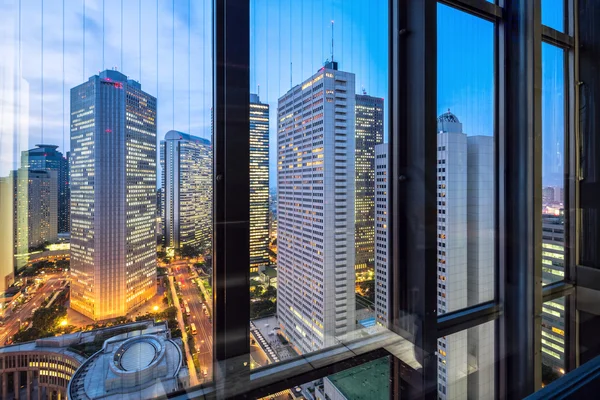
[437,110,460,124]
[164,130,211,146]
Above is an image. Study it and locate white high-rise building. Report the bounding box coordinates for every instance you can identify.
[374,144,389,327]
[70,70,157,321]
[277,61,356,354]
[160,131,212,251]
[436,111,494,400]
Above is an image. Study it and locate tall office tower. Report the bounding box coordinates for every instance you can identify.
[249,94,270,272]
[354,94,384,273]
[436,112,494,400]
[541,213,566,372]
[277,61,356,354]
[374,144,389,327]
[466,135,495,399]
[70,70,157,320]
[3,168,57,271]
[161,131,212,251]
[436,111,469,400]
[0,177,15,300]
[21,144,70,233]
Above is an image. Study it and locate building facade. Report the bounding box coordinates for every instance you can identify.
[160,131,212,251]
[354,94,384,273]
[277,62,356,354]
[249,94,270,272]
[436,112,495,400]
[70,69,157,320]
[541,214,566,372]
[3,168,58,273]
[374,144,389,327]
[21,145,70,234]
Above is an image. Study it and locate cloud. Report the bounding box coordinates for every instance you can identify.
[1,0,213,176]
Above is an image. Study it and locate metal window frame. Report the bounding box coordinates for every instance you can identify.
[170,0,582,398]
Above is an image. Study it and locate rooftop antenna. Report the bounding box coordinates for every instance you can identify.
[290,62,293,89]
[257,84,260,98]
[362,85,367,95]
[331,20,335,63]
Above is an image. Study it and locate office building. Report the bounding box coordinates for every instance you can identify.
[354,94,384,273]
[160,131,212,251]
[250,94,270,272]
[374,144,389,327]
[436,112,494,399]
[3,169,58,271]
[277,61,356,354]
[541,214,566,372]
[70,69,157,320]
[21,144,70,233]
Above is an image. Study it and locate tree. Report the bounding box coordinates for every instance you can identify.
[180,245,201,259]
[55,259,70,269]
[252,285,265,298]
[262,285,277,300]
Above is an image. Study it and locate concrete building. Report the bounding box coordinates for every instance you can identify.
[160,131,212,251]
[541,214,566,372]
[0,321,186,400]
[70,69,157,320]
[436,112,495,400]
[276,61,356,354]
[3,168,58,272]
[21,145,70,234]
[68,323,189,400]
[315,357,390,400]
[249,94,270,273]
[354,94,384,273]
[374,144,389,327]
[0,177,16,300]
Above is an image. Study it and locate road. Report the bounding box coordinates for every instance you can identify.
[167,273,199,386]
[171,261,213,383]
[0,272,67,345]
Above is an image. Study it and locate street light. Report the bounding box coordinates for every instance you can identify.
[153,306,159,312]
[60,319,68,327]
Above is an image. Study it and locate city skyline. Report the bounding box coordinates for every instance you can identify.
[0,1,565,189]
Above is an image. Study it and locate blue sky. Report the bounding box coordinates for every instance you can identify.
[0,0,565,188]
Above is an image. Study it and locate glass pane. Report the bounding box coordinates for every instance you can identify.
[258,356,391,400]
[438,321,496,399]
[437,4,495,313]
[0,0,214,395]
[250,0,389,360]
[542,296,567,386]
[542,0,564,32]
[541,43,566,286]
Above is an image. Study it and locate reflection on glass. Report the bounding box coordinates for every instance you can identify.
[250,0,388,362]
[438,321,495,399]
[0,0,214,394]
[258,356,391,400]
[437,4,495,315]
[541,43,565,286]
[542,297,566,386]
[542,0,565,32]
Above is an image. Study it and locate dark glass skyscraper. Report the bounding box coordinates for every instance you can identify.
[354,94,384,272]
[70,70,157,320]
[250,94,270,273]
[21,144,70,233]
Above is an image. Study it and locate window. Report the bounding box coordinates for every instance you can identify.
[541,43,566,286]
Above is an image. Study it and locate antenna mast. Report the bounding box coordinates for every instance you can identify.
[331,20,334,62]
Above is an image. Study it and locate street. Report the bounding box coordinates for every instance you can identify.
[0,272,68,345]
[170,260,213,383]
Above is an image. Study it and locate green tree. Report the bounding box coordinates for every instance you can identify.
[157,250,167,259]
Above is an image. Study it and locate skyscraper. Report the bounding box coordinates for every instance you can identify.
[354,94,384,273]
[249,93,270,273]
[70,70,157,320]
[374,144,389,327]
[541,213,566,372]
[436,111,494,399]
[277,62,356,354]
[160,131,212,251]
[1,168,58,272]
[21,144,70,234]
